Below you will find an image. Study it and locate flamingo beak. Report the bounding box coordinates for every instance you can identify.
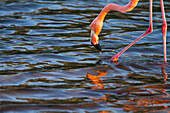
[90,30,102,51]
[91,42,102,51]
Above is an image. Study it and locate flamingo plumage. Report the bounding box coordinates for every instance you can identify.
[90,0,167,63]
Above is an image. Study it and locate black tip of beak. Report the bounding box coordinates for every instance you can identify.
[91,42,102,51]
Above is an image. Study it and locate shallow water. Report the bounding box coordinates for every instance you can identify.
[0,0,169,112]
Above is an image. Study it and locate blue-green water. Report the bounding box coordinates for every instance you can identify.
[0,0,169,112]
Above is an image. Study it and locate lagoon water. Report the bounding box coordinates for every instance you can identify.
[0,0,169,112]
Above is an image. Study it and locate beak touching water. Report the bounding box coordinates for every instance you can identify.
[90,30,102,51]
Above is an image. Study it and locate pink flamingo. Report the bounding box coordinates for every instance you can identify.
[90,0,167,63]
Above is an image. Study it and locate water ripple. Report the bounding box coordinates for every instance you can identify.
[0,0,169,112]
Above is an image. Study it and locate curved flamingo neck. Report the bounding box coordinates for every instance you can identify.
[97,0,139,21]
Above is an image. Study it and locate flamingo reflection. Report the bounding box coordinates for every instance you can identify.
[124,95,170,112]
[86,65,169,112]
[162,64,168,84]
[86,70,107,89]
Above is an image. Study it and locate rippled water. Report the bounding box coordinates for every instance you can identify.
[0,0,169,112]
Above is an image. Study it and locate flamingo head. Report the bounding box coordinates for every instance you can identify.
[90,17,103,51]
[90,30,102,51]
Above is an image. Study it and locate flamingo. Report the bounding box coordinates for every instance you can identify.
[90,0,167,63]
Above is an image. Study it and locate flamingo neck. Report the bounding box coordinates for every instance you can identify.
[97,0,139,21]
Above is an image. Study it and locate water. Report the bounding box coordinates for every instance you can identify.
[0,0,169,112]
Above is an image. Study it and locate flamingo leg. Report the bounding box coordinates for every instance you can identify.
[160,0,167,63]
[110,0,153,62]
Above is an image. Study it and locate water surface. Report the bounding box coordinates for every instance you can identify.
[0,0,169,112]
